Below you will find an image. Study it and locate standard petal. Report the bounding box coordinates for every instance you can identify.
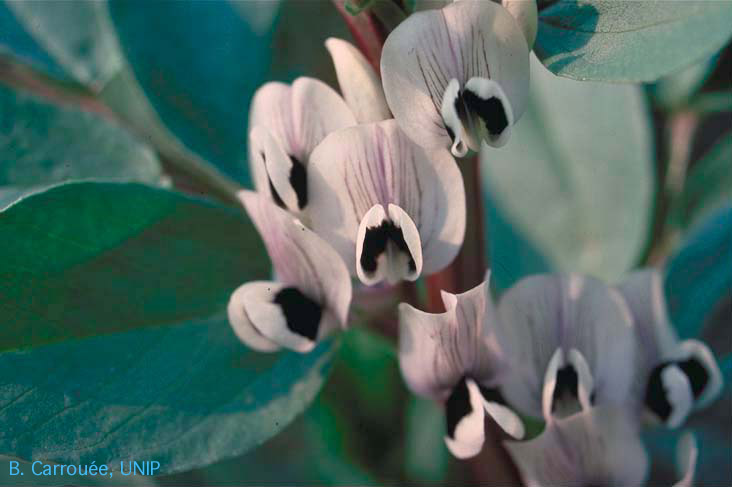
[308,119,465,280]
[249,82,296,156]
[505,407,649,487]
[290,77,356,161]
[495,274,636,419]
[238,190,351,327]
[325,37,391,123]
[444,378,486,459]
[381,0,529,152]
[672,432,697,487]
[398,302,463,400]
[227,282,280,352]
[502,0,538,48]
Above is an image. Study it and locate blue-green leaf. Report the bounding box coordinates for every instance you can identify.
[535,1,732,82]
[0,314,336,475]
[4,0,122,89]
[481,57,653,282]
[0,83,162,205]
[107,0,275,182]
[664,205,732,339]
[0,2,64,79]
[0,181,268,351]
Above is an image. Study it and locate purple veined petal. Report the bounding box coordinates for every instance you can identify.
[505,407,649,487]
[672,432,697,487]
[237,190,352,329]
[444,378,486,459]
[308,119,465,284]
[501,0,538,48]
[381,0,529,155]
[495,274,636,420]
[249,125,302,213]
[227,281,281,353]
[249,78,356,172]
[290,77,357,161]
[325,37,391,124]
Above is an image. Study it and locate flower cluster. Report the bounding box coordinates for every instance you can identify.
[227,0,723,485]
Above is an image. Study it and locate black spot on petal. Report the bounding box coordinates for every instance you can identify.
[462,91,508,137]
[552,364,579,413]
[677,357,709,399]
[446,377,472,439]
[479,385,508,406]
[273,287,322,341]
[360,220,416,275]
[288,155,308,209]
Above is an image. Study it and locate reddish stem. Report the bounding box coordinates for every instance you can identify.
[426,154,486,311]
[332,0,387,74]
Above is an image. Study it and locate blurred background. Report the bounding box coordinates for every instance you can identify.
[1,0,730,485]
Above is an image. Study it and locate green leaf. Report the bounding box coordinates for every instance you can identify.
[4,0,122,89]
[0,181,268,351]
[107,0,274,182]
[664,205,732,339]
[481,57,653,282]
[0,313,336,475]
[650,54,718,110]
[535,1,732,82]
[0,83,162,202]
[404,396,448,482]
[671,132,732,230]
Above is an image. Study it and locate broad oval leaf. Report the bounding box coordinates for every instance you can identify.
[0,83,162,204]
[108,0,275,182]
[664,205,732,339]
[0,314,336,475]
[481,56,653,282]
[535,0,732,82]
[0,181,268,351]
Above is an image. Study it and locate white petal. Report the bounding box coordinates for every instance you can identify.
[483,399,525,440]
[227,282,280,352]
[673,432,697,487]
[291,77,357,160]
[325,37,390,123]
[505,407,648,487]
[677,339,723,409]
[541,347,565,422]
[387,203,423,281]
[496,274,635,420]
[568,348,594,413]
[617,269,679,369]
[238,190,351,327]
[440,78,471,157]
[308,119,465,280]
[249,125,300,213]
[444,378,486,459]
[381,0,529,152]
[502,0,538,48]
[398,302,463,400]
[249,78,356,165]
[238,281,317,353]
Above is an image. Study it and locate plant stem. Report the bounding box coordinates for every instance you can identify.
[426,154,486,311]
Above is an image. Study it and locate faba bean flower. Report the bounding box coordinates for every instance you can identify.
[380,0,530,157]
[617,269,723,428]
[505,407,650,487]
[493,274,636,422]
[308,119,465,286]
[398,275,524,459]
[249,39,389,217]
[227,191,351,353]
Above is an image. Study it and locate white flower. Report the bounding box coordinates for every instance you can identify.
[617,269,723,428]
[380,0,530,157]
[307,119,465,285]
[493,273,636,422]
[248,39,389,217]
[398,275,525,459]
[227,191,352,353]
[505,407,650,487]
